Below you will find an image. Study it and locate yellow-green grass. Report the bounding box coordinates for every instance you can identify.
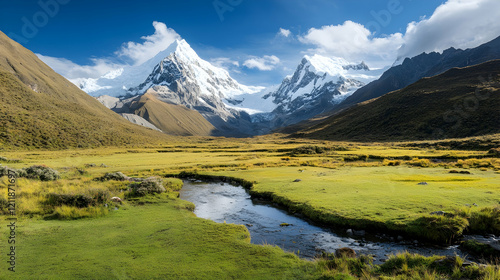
[0,198,318,279]
[332,145,488,158]
[2,141,497,175]
[1,141,498,239]
[1,197,498,279]
[1,140,500,279]
[211,166,500,238]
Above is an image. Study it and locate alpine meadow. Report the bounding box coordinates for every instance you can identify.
[1,1,500,279]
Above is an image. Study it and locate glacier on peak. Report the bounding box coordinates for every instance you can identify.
[77,39,263,101]
[86,38,385,135]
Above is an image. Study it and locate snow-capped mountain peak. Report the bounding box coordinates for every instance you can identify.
[86,39,382,136]
[302,54,370,76]
[129,39,263,99]
[260,54,381,128]
[303,54,349,76]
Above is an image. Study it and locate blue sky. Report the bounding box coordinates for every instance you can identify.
[1,0,500,86]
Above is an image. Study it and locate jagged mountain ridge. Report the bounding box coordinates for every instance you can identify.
[94,40,268,136]
[292,60,500,141]
[91,40,380,136]
[338,35,500,110]
[262,54,379,128]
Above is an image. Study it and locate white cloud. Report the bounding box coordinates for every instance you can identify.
[210,57,240,68]
[278,28,291,38]
[299,0,500,67]
[210,57,241,73]
[243,55,280,71]
[38,21,180,81]
[397,0,500,60]
[37,54,121,80]
[299,21,404,66]
[116,21,180,65]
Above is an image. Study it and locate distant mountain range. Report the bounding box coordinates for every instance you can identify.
[0,31,169,149]
[85,40,379,136]
[85,35,500,139]
[2,28,499,144]
[291,59,500,141]
[337,35,500,110]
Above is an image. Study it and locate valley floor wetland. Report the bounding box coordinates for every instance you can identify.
[1,135,499,279]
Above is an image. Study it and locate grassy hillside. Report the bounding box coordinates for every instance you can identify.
[292,60,500,141]
[0,31,170,149]
[125,92,215,136]
[337,36,500,111]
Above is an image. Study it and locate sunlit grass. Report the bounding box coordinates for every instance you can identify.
[0,137,499,278]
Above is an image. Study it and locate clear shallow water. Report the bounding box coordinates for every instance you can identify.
[179,180,470,263]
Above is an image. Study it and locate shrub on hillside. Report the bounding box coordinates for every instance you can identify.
[96,172,128,181]
[46,193,93,208]
[0,166,18,177]
[45,189,110,208]
[23,165,59,181]
[127,178,166,197]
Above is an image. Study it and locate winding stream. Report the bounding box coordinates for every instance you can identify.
[180,180,472,263]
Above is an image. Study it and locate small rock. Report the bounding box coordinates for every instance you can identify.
[293,179,302,182]
[111,197,123,203]
[397,236,404,241]
[85,163,96,168]
[460,170,472,174]
[413,240,419,244]
[431,211,446,216]
[449,170,460,173]
[473,203,478,206]
[246,224,253,227]
[417,182,428,185]
[346,229,353,235]
[100,164,108,168]
[359,243,365,247]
